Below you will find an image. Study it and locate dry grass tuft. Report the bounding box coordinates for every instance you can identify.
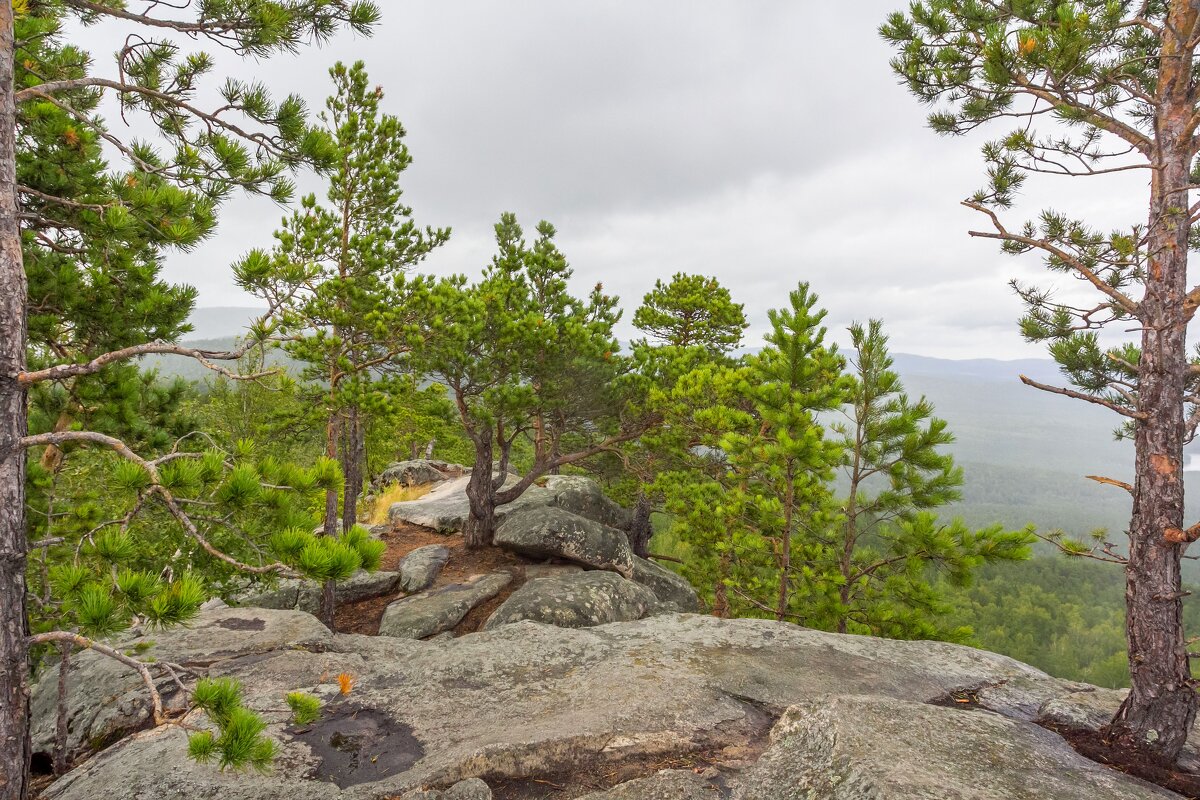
[369,483,434,525]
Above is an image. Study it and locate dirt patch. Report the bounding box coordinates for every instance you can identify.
[289,703,425,788]
[1040,722,1200,799]
[334,521,533,636]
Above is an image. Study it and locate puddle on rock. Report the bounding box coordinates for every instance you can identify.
[289,704,424,788]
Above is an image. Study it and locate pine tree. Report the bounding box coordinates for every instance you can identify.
[883,0,1200,760]
[633,272,748,355]
[624,274,747,556]
[816,320,1032,639]
[419,214,652,547]
[238,60,447,622]
[657,283,846,619]
[0,3,380,797]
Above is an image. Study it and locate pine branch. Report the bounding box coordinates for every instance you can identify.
[18,340,274,385]
[19,431,297,577]
[963,201,1140,316]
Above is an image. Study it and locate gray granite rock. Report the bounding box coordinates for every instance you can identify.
[494,506,634,577]
[235,570,400,615]
[378,572,513,639]
[399,545,451,592]
[483,571,660,631]
[37,611,1187,800]
[629,556,701,612]
[733,695,1177,799]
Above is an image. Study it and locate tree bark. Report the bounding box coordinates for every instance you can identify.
[1109,24,1199,759]
[627,491,653,559]
[341,407,363,534]
[463,436,495,549]
[322,411,340,539]
[712,549,731,618]
[0,3,30,796]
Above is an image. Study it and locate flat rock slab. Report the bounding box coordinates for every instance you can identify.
[378,572,513,639]
[734,695,1178,799]
[39,612,1188,800]
[494,506,634,577]
[399,545,451,592]
[577,769,716,799]
[483,571,660,631]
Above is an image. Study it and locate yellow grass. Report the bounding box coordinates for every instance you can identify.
[369,483,434,525]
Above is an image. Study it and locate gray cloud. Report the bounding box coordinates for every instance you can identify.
[69,1,1152,358]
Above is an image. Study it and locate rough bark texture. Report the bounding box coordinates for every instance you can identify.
[1110,7,1199,760]
[627,491,653,559]
[0,4,30,797]
[463,436,496,549]
[341,407,364,533]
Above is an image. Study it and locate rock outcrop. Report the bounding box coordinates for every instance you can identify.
[373,459,457,490]
[629,555,700,612]
[493,506,635,577]
[482,571,660,630]
[35,607,1187,800]
[388,474,632,537]
[377,572,512,639]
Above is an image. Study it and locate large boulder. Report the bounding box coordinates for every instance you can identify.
[378,572,512,639]
[38,612,1185,800]
[734,695,1176,799]
[483,571,660,631]
[375,460,458,490]
[542,475,632,530]
[389,476,552,533]
[388,473,631,535]
[629,556,701,612]
[494,506,635,577]
[399,545,451,593]
[235,570,400,614]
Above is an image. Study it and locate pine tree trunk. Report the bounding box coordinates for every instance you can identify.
[1109,114,1197,760]
[323,412,340,538]
[341,407,363,534]
[712,550,731,618]
[463,437,495,549]
[627,491,653,559]
[0,4,30,797]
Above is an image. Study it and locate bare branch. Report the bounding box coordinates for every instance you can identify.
[1019,374,1146,419]
[27,631,166,724]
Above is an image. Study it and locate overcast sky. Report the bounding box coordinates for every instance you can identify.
[81,1,1149,359]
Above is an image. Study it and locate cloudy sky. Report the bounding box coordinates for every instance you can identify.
[81,1,1149,358]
